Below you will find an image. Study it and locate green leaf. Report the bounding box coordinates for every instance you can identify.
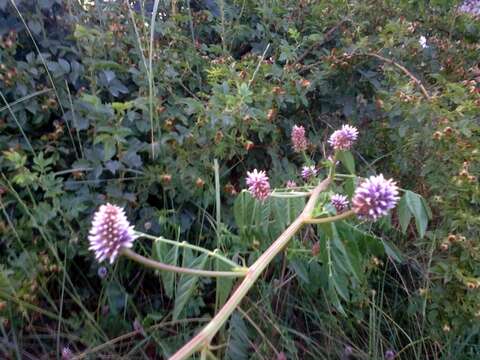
[382,239,403,262]
[227,312,250,360]
[153,240,178,298]
[233,190,256,236]
[337,150,355,174]
[345,239,364,283]
[271,196,305,237]
[215,256,235,311]
[405,190,429,238]
[103,139,116,161]
[332,272,350,302]
[233,191,273,246]
[290,259,310,284]
[330,223,361,282]
[327,280,346,316]
[172,249,208,320]
[397,194,412,234]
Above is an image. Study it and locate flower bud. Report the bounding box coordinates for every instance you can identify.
[195,177,205,188]
[443,127,453,137]
[267,108,277,122]
[244,140,254,151]
[160,174,172,184]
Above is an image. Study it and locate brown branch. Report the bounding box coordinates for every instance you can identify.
[169,176,333,360]
[366,52,431,100]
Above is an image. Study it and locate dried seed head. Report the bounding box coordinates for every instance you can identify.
[440,242,449,251]
[160,174,172,184]
[195,177,205,188]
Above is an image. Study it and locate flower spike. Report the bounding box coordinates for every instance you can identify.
[88,203,137,264]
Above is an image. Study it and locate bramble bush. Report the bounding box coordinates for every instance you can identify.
[0,0,479,359]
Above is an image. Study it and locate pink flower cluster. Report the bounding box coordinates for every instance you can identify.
[331,194,349,213]
[301,165,317,181]
[89,203,137,264]
[246,169,271,201]
[459,0,480,16]
[328,125,359,151]
[352,174,400,221]
[291,125,308,152]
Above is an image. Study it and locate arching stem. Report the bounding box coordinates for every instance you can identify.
[120,248,247,278]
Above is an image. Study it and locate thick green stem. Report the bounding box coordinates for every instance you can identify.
[135,232,239,269]
[170,176,333,360]
[120,248,247,278]
[303,210,355,224]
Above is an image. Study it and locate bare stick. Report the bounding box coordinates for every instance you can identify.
[367,52,431,100]
[170,176,333,359]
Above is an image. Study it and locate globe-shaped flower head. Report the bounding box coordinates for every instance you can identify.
[328,125,359,150]
[88,203,137,264]
[246,169,271,201]
[301,165,317,181]
[331,194,349,213]
[291,125,308,152]
[352,175,400,221]
[459,0,480,16]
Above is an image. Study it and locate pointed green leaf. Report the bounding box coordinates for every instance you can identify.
[215,256,235,311]
[290,259,310,284]
[227,312,250,360]
[153,240,178,298]
[405,190,429,238]
[337,150,355,174]
[328,280,346,316]
[382,239,403,262]
[172,249,207,320]
[330,223,361,282]
[397,194,412,234]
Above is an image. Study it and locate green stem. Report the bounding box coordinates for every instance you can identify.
[200,348,207,360]
[135,232,239,269]
[303,210,355,224]
[120,248,247,278]
[335,173,357,179]
[206,349,218,360]
[329,153,337,179]
[269,191,311,198]
[170,176,333,360]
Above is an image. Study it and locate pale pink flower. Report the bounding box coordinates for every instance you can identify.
[246,169,271,201]
[286,180,297,188]
[301,165,317,181]
[331,194,349,213]
[328,125,359,150]
[291,125,308,152]
[62,347,73,360]
[352,175,400,221]
[88,203,137,264]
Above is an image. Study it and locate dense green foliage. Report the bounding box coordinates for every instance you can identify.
[0,0,479,358]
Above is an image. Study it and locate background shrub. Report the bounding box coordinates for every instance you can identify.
[0,0,478,358]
